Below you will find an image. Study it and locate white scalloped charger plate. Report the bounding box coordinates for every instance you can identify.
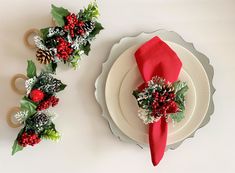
[105,41,210,145]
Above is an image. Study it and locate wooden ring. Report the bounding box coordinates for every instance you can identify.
[7,107,22,128]
[23,28,40,49]
[11,74,28,95]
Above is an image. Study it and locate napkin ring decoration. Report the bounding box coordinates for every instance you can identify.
[9,61,66,155]
[133,76,188,124]
[24,2,104,72]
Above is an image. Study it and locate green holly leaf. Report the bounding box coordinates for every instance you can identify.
[80,42,91,55]
[12,140,23,155]
[170,80,189,123]
[40,27,50,40]
[58,83,67,92]
[12,128,26,155]
[174,81,188,110]
[89,22,104,39]
[27,60,37,78]
[170,111,185,123]
[173,81,188,95]
[45,62,57,73]
[51,4,70,27]
[177,86,188,97]
[132,90,140,99]
[175,94,185,108]
[20,96,37,116]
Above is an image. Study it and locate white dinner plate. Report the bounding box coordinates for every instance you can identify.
[105,41,210,145]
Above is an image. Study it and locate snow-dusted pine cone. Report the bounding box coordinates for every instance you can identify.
[82,21,95,33]
[35,73,65,94]
[26,112,50,132]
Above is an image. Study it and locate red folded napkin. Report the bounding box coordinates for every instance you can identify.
[134,36,182,166]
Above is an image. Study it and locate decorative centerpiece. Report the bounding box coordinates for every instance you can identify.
[34,2,103,71]
[12,61,66,155]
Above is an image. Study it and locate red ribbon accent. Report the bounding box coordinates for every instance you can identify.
[134,36,182,166]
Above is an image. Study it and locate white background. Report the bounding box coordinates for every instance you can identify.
[0,0,234,172]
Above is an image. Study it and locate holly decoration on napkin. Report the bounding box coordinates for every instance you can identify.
[12,60,66,155]
[133,76,188,124]
[34,2,103,71]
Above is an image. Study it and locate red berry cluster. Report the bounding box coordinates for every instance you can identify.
[18,132,41,147]
[37,96,59,111]
[56,37,73,60]
[151,91,178,117]
[64,13,85,37]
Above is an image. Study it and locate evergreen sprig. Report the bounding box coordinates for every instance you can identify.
[78,1,100,21]
[41,128,61,141]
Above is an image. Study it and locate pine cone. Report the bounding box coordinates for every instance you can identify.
[35,72,65,94]
[28,112,50,132]
[50,79,63,93]
[36,49,53,64]
[82,21,95,33]
[36,72,53,86]
[33,113,49,127]
[160,85,174,95]
[40,78,63,93]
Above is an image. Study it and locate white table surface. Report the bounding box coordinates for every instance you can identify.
[0,0,234,172]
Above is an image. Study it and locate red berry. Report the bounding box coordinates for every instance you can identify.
[166,101,179,113]
[50,96,59,107]
[150,88,180,117]
[30,89,44,102]
[169,93,176,100]
[78,21,84,27]
[18,132,41,147]
[56,37,73,60]
[63,13,79,38]
[37,96,59,111]
[78,29,85,35]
